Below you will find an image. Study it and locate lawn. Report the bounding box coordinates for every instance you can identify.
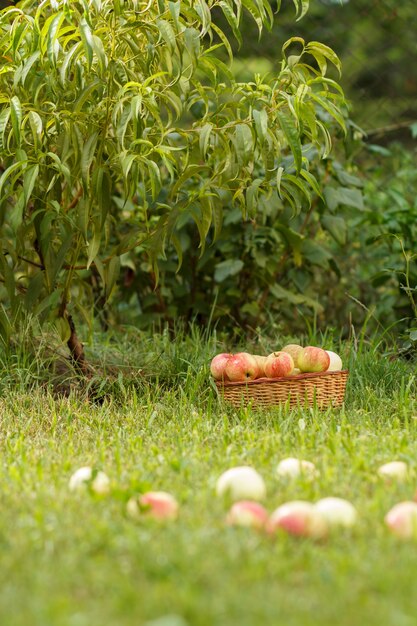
[0,335,417,626]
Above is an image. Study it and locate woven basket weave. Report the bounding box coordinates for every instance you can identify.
[215,370,349,409]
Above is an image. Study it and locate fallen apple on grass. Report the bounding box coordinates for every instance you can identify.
[385,501,417,539]
[264,351,294,378]
[216,466,266,501]
[298,347,330,373]
[377,461,409,482]
[276,457,319,480]
[268,500,328,539]
[69,466,111,495]
[315,497,358,529]
[127,491,179,520]
[226,500,269,529]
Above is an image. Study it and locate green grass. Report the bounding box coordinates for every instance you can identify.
[1,331,417,626]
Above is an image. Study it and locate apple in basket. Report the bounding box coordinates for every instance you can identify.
[264,351,294,378]
[253,355,268,378]
[281,344,304,368]
[298,347,330,373]
[326,350,343,372]
[210,353,233,381]
[225,353,258,382]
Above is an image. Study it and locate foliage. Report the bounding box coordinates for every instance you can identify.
[0,0,348,355]
[115,136,366,334]
[345,144,417,345]
[230,0,417,132]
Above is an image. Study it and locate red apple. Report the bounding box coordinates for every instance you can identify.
[385,501,417,539]
[264,351,294,378]
[127,491,179,520]
[282,344,304,368]
[226,500,269,529]
[298,346,330,373]
[268,500,328,539]
[210,353,233,380]
[225,352,258,382]
[253,355,267,378]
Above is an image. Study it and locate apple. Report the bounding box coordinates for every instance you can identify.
[226,500,269,529]
[298,346,330,373]
[290,368,301,376]
[225,352,258,382]
[127,491,179,520]
[276,457,318,480]
[377,461,409,482]
[69,466,110,495]
[210,353,233,380]
[268,500,328,539]
[315,497,358,528]
[216,466,266,501]
[385,501,417,539]
[282,344,304,368]
[264,351,294,378]
[326,350,343,372]
[253,355,268,378]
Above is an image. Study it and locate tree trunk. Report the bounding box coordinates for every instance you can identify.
[66,314,91,377]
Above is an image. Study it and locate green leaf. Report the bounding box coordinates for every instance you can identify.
[292,0,309,20]
[301,239,332,268]
[234,123,253,166]
[253,108,268,145]
[157,19,176,54]
[299,169,323,198]
[199,122,213,157]
[219,1,242,47]
[214,259,244,283]
[55,316,71,343]
[105,256,121,300]
[310,93,346,133]
[23,164,39,206]
[28,110,43,147]
[321,214,347,245]
[87,219,102,269]
[324,186,364,211]
[81,131,99,189]
[270,283,322,312]
[10,95,22,146]
[195,0,212,36]
[276,110,302,172]
[184,28,201,65]
[0,107,10,149]
[80,17,94,70]
[0,161,24,202]
[47,12,65,65]
[246,178,263,218]
[305,41,342,75]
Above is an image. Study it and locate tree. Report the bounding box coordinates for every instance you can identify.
[0,0,346,371]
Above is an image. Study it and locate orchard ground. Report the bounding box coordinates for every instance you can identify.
[1,329,417,626]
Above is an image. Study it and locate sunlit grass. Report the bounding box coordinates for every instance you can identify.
[0,330,416,626]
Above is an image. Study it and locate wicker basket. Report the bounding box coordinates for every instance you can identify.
[215,370,349,409]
